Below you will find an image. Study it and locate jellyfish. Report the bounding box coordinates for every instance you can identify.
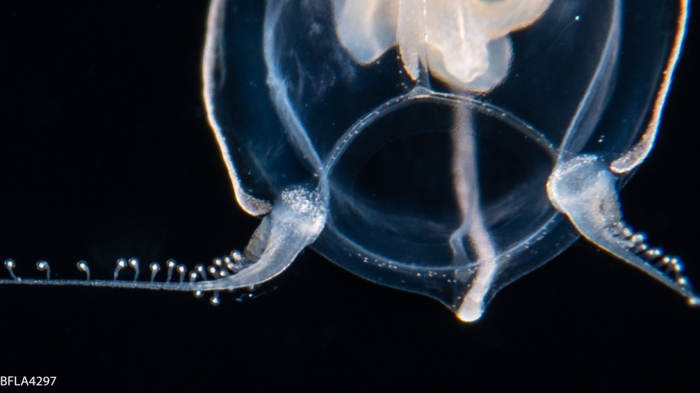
[1,0,696,322]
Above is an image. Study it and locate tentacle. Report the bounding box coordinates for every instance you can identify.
[547,155,699,305]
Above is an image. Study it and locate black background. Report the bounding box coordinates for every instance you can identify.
[1,1,699,391]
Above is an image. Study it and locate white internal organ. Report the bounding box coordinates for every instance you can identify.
[333,0,552,91]
[450,106,496,322]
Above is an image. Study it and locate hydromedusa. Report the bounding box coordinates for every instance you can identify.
[1,0,695,322]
